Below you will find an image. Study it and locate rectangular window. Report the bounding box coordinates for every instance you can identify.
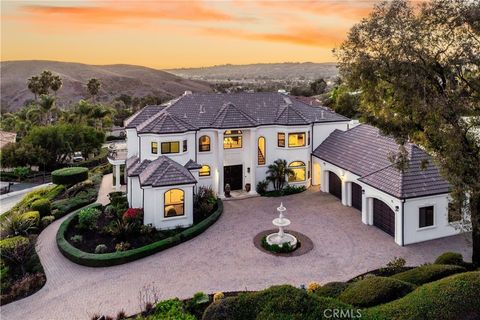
[448,202,462,223]
[419,206,434,228]
[288,132,306,147]
[151,142,158,154]
[183,140,187,152]
[161,141,180,154]
[308,131,311,146]
[278,133,285,147]
[224,136,242,149]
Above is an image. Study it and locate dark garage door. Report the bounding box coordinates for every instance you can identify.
[328,171,342,200]
[373,199,395,237]
[224,165,243,191]
[351,182,362,211]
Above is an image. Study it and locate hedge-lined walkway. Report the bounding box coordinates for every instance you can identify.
[1,188,472,320]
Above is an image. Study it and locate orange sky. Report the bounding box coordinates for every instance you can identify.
[1,1,376,69]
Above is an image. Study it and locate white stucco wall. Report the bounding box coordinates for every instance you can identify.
[126,128,139,157]
[312,121,350,150]
[127,177,143,209]
[139,132,196,165]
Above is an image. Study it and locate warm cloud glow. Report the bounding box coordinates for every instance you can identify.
[1,0,377,68]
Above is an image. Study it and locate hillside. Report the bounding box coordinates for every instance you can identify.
[167,62,339,82]
[0,61,212,111]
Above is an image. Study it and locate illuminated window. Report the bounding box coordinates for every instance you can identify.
[278,133,285,147]
[183,140,187,152]
[224,130,242,149]
[288,132,306,147]
[288,161,306,182]
[258,136,266,165]
[151,142,158,154]
[199,165,211,177]
[164,189,184,217]
[199,135,210,152]
[161,141,180,154]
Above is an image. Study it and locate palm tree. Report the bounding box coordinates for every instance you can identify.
[266,159,294,191]
[38,95,55,124]
[87,78,101,102]
[50,75,63,97]
[27,76,41,100]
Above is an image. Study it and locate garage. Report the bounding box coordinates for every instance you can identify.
[351,182,362,211]
[373,199,395,236]
[328,171,342,200]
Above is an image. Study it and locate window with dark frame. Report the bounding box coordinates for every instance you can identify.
[288,132,306,147]
[223,130,242,149]
[419,206,434,228]
[151,142,158,154]
[161,141,180,154]
[199,165,210,177]
[278,132,285,147]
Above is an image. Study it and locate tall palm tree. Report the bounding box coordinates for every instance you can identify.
[38,95,55,124]
[50,75,63,97]
[87,78,101,102]
[27,76,41,100]
[266,159,294,191]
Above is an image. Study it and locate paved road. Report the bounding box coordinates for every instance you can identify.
[1,188,472,320]
[0,183,51,215]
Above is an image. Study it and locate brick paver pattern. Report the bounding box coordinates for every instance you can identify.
[1,188,472,320]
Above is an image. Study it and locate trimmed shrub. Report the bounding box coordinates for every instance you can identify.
[391,264,466,286]
[256,180,269,195]
[434,252,464,266]
[41,215,55,228]
[261,235,297,253]
[95,244,108,254]
[0,236,30,253]
[30,198,51,217]
[338,276,414,307]
[51,167,88,186]
[185,292,210,319]
[365,271,480,320]
[115,242,131,252]
[70,235,83,244]
[0,236,33,272]
[153,298,196,320]
[213,292,224,302]
[52,191,98,219]
[313,281,349,298]
[307,282,321,293]
[18,211,40,227]
[77,207,101,230]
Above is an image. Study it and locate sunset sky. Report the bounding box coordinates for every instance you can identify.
[1,1,376,69]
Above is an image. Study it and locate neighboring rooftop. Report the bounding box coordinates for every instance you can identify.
[313,125,450,199]
[125,92,349,134]
[127,156,197,187]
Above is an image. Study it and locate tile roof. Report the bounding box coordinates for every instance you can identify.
[138,111,196,134]
[184,159,202,170]
[125,92,349,134]
[313,125,450,199]
[127,156,196,187]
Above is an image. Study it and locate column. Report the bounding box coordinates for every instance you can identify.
[346,182,352,206]
[341,180,348,206]
[320,170,329,192]
[115,164,121,191]
[367,198,374,225]
[249,128,257,195]
[361,192,368,224]
[217,131,224,198]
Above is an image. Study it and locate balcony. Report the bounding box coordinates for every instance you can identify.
[107,142,127,165]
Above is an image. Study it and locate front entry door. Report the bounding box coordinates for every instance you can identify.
[224,165,243,191]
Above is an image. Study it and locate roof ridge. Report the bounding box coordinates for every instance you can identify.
[359,163,397,179]
[137,109,167,131]
[211,102,258,127]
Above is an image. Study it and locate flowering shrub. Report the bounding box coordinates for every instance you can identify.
[307,282,321,293]
[213,292,224,302]
[122,208,143,221]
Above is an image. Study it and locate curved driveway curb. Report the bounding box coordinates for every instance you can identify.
[1,188,472,320]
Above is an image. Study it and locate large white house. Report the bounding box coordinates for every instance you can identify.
[116,91,465,246]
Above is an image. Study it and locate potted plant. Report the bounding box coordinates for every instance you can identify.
[245,183,251,192]
[224,183,231,197]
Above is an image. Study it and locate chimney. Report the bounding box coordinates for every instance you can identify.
[184,90,192,95]
[320,110,325,119]
[199,105,205,114]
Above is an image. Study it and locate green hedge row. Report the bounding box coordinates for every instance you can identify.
[51,167,89,185]
[56,200,223,267]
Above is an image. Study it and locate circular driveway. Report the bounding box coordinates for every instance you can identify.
[2,188,472,320]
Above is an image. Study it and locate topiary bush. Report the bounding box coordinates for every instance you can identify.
[365,271,480,320]
[51,167,88,186]
[313,281,349,298]
[391,264,466,286]
[434,252,464,266]
[338,276,414,307]
[30,198,51,217]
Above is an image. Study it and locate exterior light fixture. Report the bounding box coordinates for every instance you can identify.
[247,167,251,173]
[395,206,399,211]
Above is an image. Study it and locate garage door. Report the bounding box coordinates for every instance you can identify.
[328,171,342,200]
[351,182,362,211]
[373,199,395,236]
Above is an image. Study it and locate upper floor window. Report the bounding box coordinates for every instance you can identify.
[151,142,158,154]
[258,136,266,165]
[161,141,180,154]
[199,165,211,177]
[419,206,434,228]
[278,133,285,147]
[288,161,306,182]
[288,132,306,147]
[199,135,210,152]
[224,130,242,149]
[183,140,187,152]
[164,189,184,218]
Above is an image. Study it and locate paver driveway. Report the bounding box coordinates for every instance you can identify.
[2,188,471,320]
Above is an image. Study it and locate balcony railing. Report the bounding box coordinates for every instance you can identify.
[107,142,128,161]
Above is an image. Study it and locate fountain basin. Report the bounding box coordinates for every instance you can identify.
[272,218,291,227]
[266,232,298,248]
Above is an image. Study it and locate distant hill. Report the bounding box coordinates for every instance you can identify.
[167,62,339,82]
[0,60,212,111]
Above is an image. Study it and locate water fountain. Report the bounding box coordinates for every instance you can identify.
[266,202,298,248]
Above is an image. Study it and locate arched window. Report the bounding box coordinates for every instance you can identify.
[224,130,242,149]
[199,135,210,152]
[258,137,266,165]
[288,161,306,182]
[164,189,184,218]
[199,165,211,177]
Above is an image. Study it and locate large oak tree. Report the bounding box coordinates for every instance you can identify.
[336,0,480,264]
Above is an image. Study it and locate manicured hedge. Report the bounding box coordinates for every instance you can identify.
[56,200,223,267]
[30,198,51,217]
[313,281,349,298]
[434,252,464,266]
[391,264,466,286]
[51,167,88,185]
[338,276,414,307]
[364,272,480,320]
